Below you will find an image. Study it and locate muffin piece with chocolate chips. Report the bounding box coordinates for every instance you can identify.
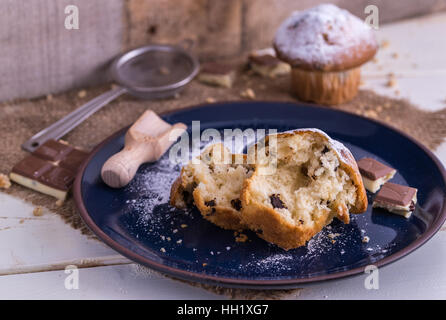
[170,143,254,230]
[241,129,367,250]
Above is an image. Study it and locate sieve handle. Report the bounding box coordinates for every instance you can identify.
[22,86,128,152]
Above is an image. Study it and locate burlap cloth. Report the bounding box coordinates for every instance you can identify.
[1,70,446,299]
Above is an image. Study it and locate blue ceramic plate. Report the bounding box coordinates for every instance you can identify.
[74,102,446,288]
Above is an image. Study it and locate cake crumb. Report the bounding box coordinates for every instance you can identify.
[180,224,188,228]
[380,39,390,48]
[172,229,178,233]
[240,88,256,100]
[391,52,399,59]
[176,239,182,244]
[235,233,248,242]
[166,237,171,241]
[55,199,64,207]
[205,97,216,103]
[77,90,87,98]
[386,77,397,88]
[160,247,166,253]
[362,236,370,243]
[33,206,44,217]
[327,233,340,239]
[202,263,208,267]
[364,110,378,119]
[0,174,11,189]
[158,66,170,75]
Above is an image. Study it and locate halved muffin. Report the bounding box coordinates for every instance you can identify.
[241,129,367,250]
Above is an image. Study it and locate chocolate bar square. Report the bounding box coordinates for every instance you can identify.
[37,166,75,191]
[373,182,417,218]
[248,54,280,67]
[198,62,235,88]
[33,140,73,162]
[11,155,54,179]
[357,158,396,193]
[200,62,234,75]
[59,149,89,173]
[248,51,290,78]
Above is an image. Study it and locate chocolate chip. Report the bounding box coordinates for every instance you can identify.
[322,146,330,154]
[231,198,242,211]
[205,199,216,207]
[256,229,263,234]
[319,200,331,206]
[301,166,308,177]
[298,219,304,225]
[270,194,287,209]
[206,207,216,216]
[182,190,194,205]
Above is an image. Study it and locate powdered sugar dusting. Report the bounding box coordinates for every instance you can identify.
[284,128,354,165]
[239,223,362,274]
[274,4,377,68]
[124,136,208,230]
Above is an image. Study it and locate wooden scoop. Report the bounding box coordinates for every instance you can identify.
[101,110,187,188]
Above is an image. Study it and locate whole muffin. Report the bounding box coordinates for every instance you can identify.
[274,4,378,105]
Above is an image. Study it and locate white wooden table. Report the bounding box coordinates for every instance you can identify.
[1,13,446,300]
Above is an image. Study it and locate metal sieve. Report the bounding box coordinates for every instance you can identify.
[22,44,199,152]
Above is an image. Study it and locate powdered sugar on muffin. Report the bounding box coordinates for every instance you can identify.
[274,4,377,71]
[285,128,356,166]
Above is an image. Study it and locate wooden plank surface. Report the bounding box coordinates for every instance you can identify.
[0,193,127,272]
